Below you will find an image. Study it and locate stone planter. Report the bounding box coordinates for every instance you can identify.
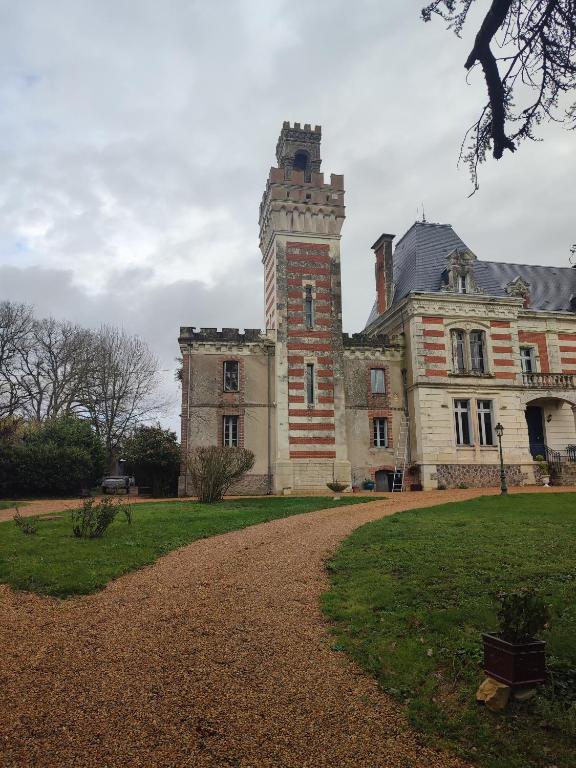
[541,475,550,487]
[482,633,546,688]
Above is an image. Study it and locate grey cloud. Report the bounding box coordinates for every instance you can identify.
[1,0,575,429]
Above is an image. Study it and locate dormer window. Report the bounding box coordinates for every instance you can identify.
[443,248,480,295]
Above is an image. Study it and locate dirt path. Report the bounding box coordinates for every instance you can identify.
[1,487,573,768]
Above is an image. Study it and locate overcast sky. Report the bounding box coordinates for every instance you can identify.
[1,0,574,431]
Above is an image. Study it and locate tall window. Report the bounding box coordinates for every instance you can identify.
[451,330,466,373]
[454,399,472,445]
[477,400,495,446]
[304,286,314,329]
[223,415,239,447]
[470,331,486,374]
[370,368,386,394]
[223,360,239,391]
[305,363,315,406]
[457,274,467,294]
[451,329,488,375]
[373,418,388,447]
[520,347,535,373]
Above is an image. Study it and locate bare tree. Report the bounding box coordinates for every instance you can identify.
[0,301,34,417]
[422,0,576,190]
[79,325,165,468]
[18,318,92,421]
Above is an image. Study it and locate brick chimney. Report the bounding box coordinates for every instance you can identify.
[372,233,395,316]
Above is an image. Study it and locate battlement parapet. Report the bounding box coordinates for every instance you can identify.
[342,332,391,349]
[179,327,268,344]
[282,121,321,133]
[267,167,343,189]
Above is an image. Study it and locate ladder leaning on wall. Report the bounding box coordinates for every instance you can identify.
[391,414,410,492]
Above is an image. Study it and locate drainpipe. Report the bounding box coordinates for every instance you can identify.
[184,343,192,496]
[267,344,273,494]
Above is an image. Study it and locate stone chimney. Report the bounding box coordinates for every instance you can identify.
[372,233,395,316]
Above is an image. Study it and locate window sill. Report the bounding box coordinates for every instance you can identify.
[448,372,494,379]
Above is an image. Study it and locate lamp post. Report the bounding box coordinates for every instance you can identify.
[495,423,508,496]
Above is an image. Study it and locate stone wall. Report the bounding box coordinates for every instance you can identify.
[552,463,576,486]
[436,463,524,488]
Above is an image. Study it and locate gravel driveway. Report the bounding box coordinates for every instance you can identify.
[1,487,572,767]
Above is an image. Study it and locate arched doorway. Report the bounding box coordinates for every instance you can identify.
[524,395,576,460]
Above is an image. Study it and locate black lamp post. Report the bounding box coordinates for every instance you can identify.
[495,423,508,496]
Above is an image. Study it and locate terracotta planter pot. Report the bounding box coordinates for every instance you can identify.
[482,633,546,687]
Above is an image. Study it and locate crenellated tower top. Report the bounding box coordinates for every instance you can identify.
[275,121,322,180]
[259,122,345,256]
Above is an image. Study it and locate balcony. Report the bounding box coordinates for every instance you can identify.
[522,372,576,389]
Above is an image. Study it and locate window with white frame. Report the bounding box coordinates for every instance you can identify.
[454,399,472,445]
[520,346,536,373]
[370,368,386,394]
[477,400,495,446]
[470,330,486,374]
[305,363,315,406]
[373,418,388,447]
[457,274,467,294]
[451,330,467,373]
[223,415,239,446]
[223,360,239,391]
[304,285,314,329]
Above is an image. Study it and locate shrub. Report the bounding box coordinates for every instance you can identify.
[457,482,469,489]
[496,588,550,642]
[123,425,181,497]
[13,508,39,535]
[186,446,255,503]
[71,497,132,539]
[437,483,447,490]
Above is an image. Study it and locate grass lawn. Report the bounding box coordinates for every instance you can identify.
[0,501,28,510]
[0,495,375,598]
[322,493,576,768]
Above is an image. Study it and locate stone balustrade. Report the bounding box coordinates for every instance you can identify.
[522,372,576,389]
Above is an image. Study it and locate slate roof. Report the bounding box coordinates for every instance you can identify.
[365,221,576,327]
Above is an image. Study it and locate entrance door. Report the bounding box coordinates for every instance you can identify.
[375,470,390,492]
[526,406,545,458]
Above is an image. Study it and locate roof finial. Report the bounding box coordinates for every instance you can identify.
[421,203,427,223]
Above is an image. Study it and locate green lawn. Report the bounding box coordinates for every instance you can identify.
[322,494,576,768]
[0,496,374,597]
[0,500,28,510]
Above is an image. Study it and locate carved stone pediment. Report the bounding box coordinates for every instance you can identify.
[505,276,531,298]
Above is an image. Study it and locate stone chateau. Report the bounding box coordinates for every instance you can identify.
[179,122,576,493]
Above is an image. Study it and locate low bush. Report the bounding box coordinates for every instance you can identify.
[13,508,39,535]
[71,497,132,539]
[186,446,255,503]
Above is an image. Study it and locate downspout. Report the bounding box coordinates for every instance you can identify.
[267,343,273,494]
[184,343,192,496]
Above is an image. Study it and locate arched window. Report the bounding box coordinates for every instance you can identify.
[450,329,488,375]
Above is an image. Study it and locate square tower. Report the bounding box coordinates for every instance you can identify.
[258,122,351,492]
